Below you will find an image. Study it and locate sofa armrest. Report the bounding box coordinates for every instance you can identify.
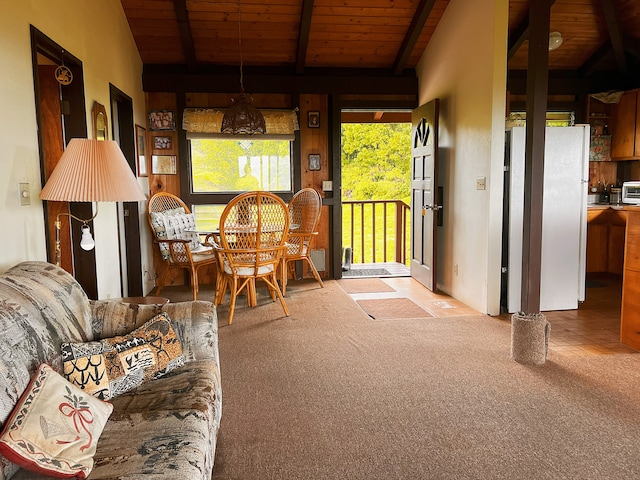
[89,300,218,363]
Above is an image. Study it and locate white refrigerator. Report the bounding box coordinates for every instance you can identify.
[506,125,590,313]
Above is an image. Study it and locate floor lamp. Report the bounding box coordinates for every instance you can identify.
[39,138,147,267]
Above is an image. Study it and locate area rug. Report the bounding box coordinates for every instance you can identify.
[338,278,396,294]
[342,268,391,277]
[356,297,431,320]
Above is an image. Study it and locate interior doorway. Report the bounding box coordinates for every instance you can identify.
[31,27,97,298]
[110,84,143,297]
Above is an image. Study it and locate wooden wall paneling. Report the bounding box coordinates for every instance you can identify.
[147,92,181,196]
[588,161,617,188]
[300,93,330,278]
[146,92,186,288]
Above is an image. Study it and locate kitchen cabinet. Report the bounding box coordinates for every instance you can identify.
[587,209,609,272]
[621,209,640,348]
[611,90,640,160]
[586,207,626,275]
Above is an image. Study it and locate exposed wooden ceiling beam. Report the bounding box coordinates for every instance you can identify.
[143,66,419,96]
[392,0,436,76]
[578,40,612,77]
[507,0,556,61]
[296,0,315,75]
[508,16,530,60]
[173,0,198,72]
[624,35,640,60]
[600,0,627,73]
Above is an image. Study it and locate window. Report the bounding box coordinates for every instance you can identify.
[190,138,292,193]
[189,138,294,231]
[506,111,575,128]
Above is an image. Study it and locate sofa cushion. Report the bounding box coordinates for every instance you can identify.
[0,364,113,479]
[85,359,221,480]
[61,313,185,400]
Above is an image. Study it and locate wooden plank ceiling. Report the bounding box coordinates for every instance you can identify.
[122,0,640,122]
[122,0,640,75]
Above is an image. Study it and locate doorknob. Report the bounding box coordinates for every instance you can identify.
[422,204,443,211]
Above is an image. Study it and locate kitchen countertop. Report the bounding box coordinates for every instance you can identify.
[587,203,634,210]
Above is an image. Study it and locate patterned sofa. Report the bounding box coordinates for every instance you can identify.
[0,261,222,479]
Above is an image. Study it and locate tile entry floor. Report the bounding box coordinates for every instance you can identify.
[345,270,638,357]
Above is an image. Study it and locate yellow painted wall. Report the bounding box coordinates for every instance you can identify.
[0,0,153,297]
[416,0,508,315]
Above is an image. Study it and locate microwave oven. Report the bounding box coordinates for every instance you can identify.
[622,181,640,204]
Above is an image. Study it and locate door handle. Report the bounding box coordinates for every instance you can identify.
[422,204,443,211]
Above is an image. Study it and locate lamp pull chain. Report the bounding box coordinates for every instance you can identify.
[237,0,245,93]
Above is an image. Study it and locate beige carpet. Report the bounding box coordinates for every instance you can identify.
[157,280,640,479]
[356,297,431,320]
[337,277,396,294]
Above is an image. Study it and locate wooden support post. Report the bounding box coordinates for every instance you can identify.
[521,0,552,314]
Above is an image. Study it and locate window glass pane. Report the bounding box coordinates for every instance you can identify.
[192,205,225,231]
[191,139,292,193]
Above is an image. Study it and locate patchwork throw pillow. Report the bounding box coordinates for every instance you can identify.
[151,210,202,260]
[0,364,113,479]
[164,212,201,251]
[61,313,185,400]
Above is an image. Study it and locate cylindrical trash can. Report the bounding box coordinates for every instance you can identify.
[510,312,550,365]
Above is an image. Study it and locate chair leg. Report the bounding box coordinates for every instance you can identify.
[280,259,288,296]
[304,256,325,288]
[228,276,239,325]
[268,273,290,317]
[155,263,171,295]
[214,272,227,306]
[191,268,199,301]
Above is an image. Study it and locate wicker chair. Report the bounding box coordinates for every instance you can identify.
[281,188,324,295]
[212,191,290,325]
[147,192,217,300]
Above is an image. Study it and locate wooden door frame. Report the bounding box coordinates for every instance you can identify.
[110,84,143,297]
[31,26,97,299]
[330,96,418,279]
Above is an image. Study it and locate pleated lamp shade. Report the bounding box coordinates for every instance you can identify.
[40,138,146,202]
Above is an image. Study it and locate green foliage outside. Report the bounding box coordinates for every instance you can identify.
[341,123,412,264]
[190,138,291,231]
[191,139,291,193]
[342,123,412,204]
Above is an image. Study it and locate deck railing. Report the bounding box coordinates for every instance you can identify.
[342,199,410,265]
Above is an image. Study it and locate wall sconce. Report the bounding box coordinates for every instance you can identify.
[39,138,146,267]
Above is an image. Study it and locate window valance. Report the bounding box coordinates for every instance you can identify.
[183,108,299,139]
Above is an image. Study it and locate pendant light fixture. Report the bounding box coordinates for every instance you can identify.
[221,0,266,135]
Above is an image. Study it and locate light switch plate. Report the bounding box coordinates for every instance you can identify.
[476,177,486,190]
[322,181,333,191]
[19,183,30,206]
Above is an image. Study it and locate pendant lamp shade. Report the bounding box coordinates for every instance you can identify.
[221,93,266,135]
[40,138,146,202]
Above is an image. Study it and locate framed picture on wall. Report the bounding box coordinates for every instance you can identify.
[308,154,321,171]
[151,155,177,175]
[148,110,175,131]
[135,125,147,177]
[153,136,172,150]
[308,111,320,128]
